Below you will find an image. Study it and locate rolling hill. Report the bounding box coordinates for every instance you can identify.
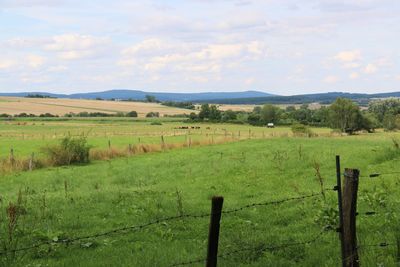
[198,91,400,105]
[0,90,274,102]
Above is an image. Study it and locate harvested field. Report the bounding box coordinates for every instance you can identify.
[0,97,194,117]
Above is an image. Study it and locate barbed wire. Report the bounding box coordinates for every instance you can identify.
[220,192,322,215]
[359,242,392,248]
[170,257,206,266]
[0,192,323,256]
[0,213,209,255]
[170,227,331,266]
[363,171,400,178]
[219,226,331,259]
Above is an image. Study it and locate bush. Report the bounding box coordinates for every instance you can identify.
[146,112,160,118]
[126,111,138,117]
[291,124,315,137]
[42,136,91,166]
[39,113,58,117]
[150,121,162,125]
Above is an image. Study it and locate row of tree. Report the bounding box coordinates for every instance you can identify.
[0,111,140,118]
[190,98,400,133]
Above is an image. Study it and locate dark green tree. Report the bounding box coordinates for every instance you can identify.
[145,95,157,103]
[198,104,210,120]
[329,98,361,133]
[260,104,281,124]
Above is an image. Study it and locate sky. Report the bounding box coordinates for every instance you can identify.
[0,0,399,95]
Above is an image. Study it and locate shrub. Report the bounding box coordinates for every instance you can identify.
[291,124,315,137]
[146,112,160,118]
[42,136,91,166]
[150,121,162,125]
[39,113,58,117]
[126,111,138,117]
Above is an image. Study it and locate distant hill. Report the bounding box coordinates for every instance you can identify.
[1,90,399,105]
[0,90,274,102]
[199,91,400,105]
[0,92,66,98]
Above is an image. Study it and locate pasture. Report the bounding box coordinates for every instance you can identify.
[0,117,399,266]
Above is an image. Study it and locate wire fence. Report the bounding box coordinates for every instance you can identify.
[0,192,324,257]
[1,162,399,266]
[171,227,331,266]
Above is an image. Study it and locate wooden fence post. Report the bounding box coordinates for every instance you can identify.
[9,148,15,165]
[29,152,34,171]
[128,144,132,155]
[335,155,346,267]
[206,196,224,267]
[161,135,165,150]
[342,168,360,267]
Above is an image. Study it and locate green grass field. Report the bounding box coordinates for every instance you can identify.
[0,118,399,266]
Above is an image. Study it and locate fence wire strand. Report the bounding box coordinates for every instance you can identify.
[0,192,323,256]
[363,171,400,178]
[171,227,331,266]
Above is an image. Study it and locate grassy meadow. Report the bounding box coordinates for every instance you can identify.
[0,117,399,266]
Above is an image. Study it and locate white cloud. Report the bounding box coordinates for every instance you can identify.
[375,57,392,67]
[323,75,339,83]
[45,34,111,60]
[118,38,267,76]
[27,54,45,68]
[349,72,359,79]
[334,50,362,62]
[20,74,51,83]
[0,59,16,70]
[47,65,68,72]
[364,63,378,74]
[343,62,360,69]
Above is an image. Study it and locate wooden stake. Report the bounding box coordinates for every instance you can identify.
[206,196,224,267]
[336,156,346,267]
[9,148,15,165]
[342,168,360,267]
[29,152,34,171]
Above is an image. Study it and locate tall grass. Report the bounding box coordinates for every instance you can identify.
[0,136,237,173]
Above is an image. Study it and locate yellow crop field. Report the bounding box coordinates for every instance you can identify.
[0,97,194,117]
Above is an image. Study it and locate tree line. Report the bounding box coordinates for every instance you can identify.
[189,98,400,133]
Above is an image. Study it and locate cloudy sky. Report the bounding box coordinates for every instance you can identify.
[0,0,399,95]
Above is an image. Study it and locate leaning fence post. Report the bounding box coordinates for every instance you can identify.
[206,196,224,267]
[342,168,360,267]
[335,155,346,267]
